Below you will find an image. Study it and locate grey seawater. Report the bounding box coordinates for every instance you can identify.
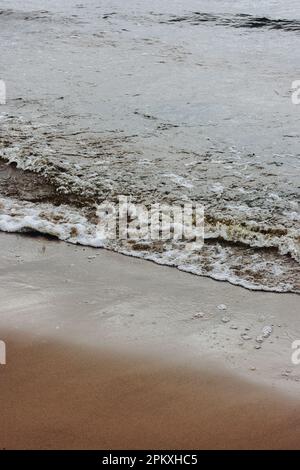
[0,0,299,292]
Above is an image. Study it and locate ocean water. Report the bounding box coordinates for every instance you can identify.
[0,0,299,292]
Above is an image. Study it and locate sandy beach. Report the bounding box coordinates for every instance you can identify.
[0,232,299,449]
[0,0,299,453]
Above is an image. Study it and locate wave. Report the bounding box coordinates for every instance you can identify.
[0,8,79,25]
[0,9,51,21]
[0,163,298,293]
[0,194,298,293]
[160,12,300,33]
[0,116,299,293]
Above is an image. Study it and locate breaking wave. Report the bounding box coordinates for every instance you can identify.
[0,115,299,293]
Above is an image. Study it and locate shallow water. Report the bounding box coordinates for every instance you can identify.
[0,0,299,291]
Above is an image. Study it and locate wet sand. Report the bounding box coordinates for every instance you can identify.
[0,232,299,449]
[1,331,300,450]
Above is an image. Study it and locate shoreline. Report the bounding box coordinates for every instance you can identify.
[0,231,299,449]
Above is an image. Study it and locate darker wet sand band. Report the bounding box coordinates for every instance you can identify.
[0,331,300,450]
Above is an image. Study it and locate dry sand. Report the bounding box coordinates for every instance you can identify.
[0,232,299,449]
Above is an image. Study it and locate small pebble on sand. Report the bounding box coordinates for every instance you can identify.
[193,312,205,319]
[241,333,252,340]
[221,316,230,323]
[262,325,273,338]
[256,335,264,344]
[217,304,227,311]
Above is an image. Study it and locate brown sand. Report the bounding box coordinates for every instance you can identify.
[0,330,300,450]
[0,233,299,449]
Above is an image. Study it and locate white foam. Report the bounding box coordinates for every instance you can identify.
[162,173,194,189]
[0,195,298,294]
